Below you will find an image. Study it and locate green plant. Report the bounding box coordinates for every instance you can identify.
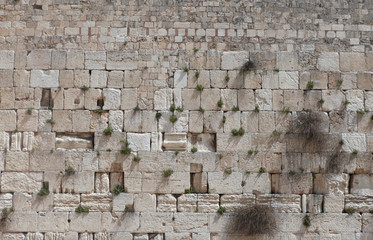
[217,99,223,108]
[46,119,55,125]
[112,185,125,195]
[195,71,200,78]
[218,153,223,159]
[224,169,232,175]
[120,142,132,155]
[281,107,291,114]
[225,75,230,82]
[352,149,358,155]
[231,128,245,136]
[343,208,356,215]
[183,66,189,72]
[232,106,239,112]
[339,140,344,145]
[65,166,75,176]
[343,99,350,106]
[338,79,344,84]
[254,105,260,112]
[185,186,195,194]
[299,167,305,173]
[103,127,113,136]
[306,81,314,89]
[196,84,204,91]
[1,207,14,223]
[289,170,296,176]
[191,147,198,153]
[123,41,127,46]
[176,106,183,112]
[155,112,162,120]
[26,108,33,115]
[357,109,365,115]
[169,114,178,123]
[274,68,280,72]
[3,148,7,153]
[198,107,205,113]
[163,169,174,177]
[272,130,282,136]
[319,98,325,104]
[193,47,199,53]
[175,151,179,156]
[94,109,104,115]
[50,149,54,153]
[222,116,226,124]
[97,151,101,156]
[248,150,254,155]
[217,206,226,215]
[259,167,265,174]
[38,182,50,197]
[81,85,89,91]
[228,205,276,235]
[133,156,141,162]
[303,215,311,227]
[75,205,89,213]
[170,103,176,112]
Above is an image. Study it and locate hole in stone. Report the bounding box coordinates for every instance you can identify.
[97,99,104,108]
[33,4,42,10]
[41,88,51,107]
[74,98,80,105]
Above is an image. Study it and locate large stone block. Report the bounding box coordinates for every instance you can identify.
[208,172,242,194]
[38,212,69,232]
[101,212,139,232]
[277,52,298,71]
[107,51,138,70]
[103,88,121,110]
[272,173,313,194]
[177,194,197,212]
[26,50,51,69]
[90,70,107,88]
[173,212,208,232]
[127,133,150,152]
[61,171,94,193]
[0,50,14,69]
[279,71,299,89]
[5,151,29,171]
[81,193,112,212]
[242,173,271,194]
[317,52,339,71]
[340,52,366,71]
[1,172,42,193]
[53,194,80,212]
[85,51,106,69]
[216,133,251,153]
[256,194,301,213]
[221,51,249,70]
[137,212,173,233]
[351,175,373,195]
[324,194,344,213]
[134,193,156,212]
[341,133,366,153]
[255,89,272,110]
[30,70,59,88]
[121,88,138,110]
[141,172,189,194]
[2,212,38,232]
[157,194,177,212]
[0,110,16,131]
[313,174,349,195]
[69,212,103,232]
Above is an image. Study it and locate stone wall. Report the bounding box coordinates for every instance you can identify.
[0,0,373,239]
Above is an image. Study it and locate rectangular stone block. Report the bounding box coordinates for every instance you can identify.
[177,194,197,212]
[102,212,139,232]
[66,50,84,69]
[221,51,249,70]
[81,193,112,212]
[216,133,251,153]
[107,51,138,70]
[272,173,313,194]
[85,51,106,69]
[340,52,366,71]
[26,50,51,69]
[197,194,219,212]
[277,52,298,71]
[61,171,94,193]
[141,172,189,194]
[0,50,14,69]
[242,173,271,194]
[220,194,256,212]
[324,194,344,213]
[256,194,301,213]
[2,212,38,232]
[313,174,349,195]
[351,175,373,195]
[113,193,134,212]
[0,70,13,87]
[30,70,59,88]
[208,172,242,194]
[69,212,103,232]
[1,172,42,193]
[157,194,177,212]
[317,52,339,71]
[137,212,173,233]
[38,212,69,232]
[53,194,80,212]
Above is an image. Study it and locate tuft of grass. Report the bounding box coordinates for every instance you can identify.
[217,99,223,108]
[94,109,104,115]
[97,151,101,157]
[26,108,33,115]
[352,149,358,155]
[169,114,178,123]
[231,128,245,136]
[272,130,282,136]
[303,215,311,227]
[299,167,305,173]
[103,127,113,136]
[193,47,199,53]
[156,112,162,120]
[217,206,226,215]
[65,166,75,176]
[195,71,200,79]
[339,140,344,145]
[222,116,226,124]
[75,205,89,213]
[1,206,14,223]
[81,85,89,91]
[258,167,265,174]
[281,107,291,114]
[163,169,174,177]
[3,148,7,153]
[185,186,195,194]
[170,103,176,112]
[119,141,132,155]
[254,105,260,113]
[123,41,127,46]
[199,107,205,113]
[218,153,223,159]
[196,84,204,91]
[274,68,280,72]
[306,81,314,89]
[357,109,365,115]
[175,151,179,156]
[183,66,189,72]
[176,106,183,112]
[343,208,356,215]
[225,75,230,82]
[343,99,350,106]
[224,169,232,175]
[133,156,141,162]
[46,119,55,125]
[232,106,239,112]
[191,147,198,153]
[319,98,325,104]
[338,79,344,84]
[289,170,296,176]
[38,182,50,197]
[112,185,125,195]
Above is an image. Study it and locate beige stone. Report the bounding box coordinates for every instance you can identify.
[272,173,313,194]
[1,172,42,193]
[208,172,242,194]
[257,194,301,213]
[177,194,197,212]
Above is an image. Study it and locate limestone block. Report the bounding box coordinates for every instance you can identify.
[32,132,55,151]
[258,111,275,133]
[163,133,187,151]
[227,71,243,89]
[351,175,373,195]
[203,111,223,133]
[137,152,188,173]
[250,52,276,70]
[172,111,189,132]
[81,193,112,212]
[66,50,84,69]
[210,70,227,88]
[345,90,364,111]
[0,70,13,87]
[126,133,150,152]
[84,88,102,110]
[277,52,298,70]
[206,50,221,69]
[237,89,255,111]
[113,193,134,212]
[345,195,373,213]
[5,151,29,171]
[85,51,106,69]
[340,72,357,89]
[223,111,240,133]
[174,70,187,89]
[102,212,139,233]
[279,71,299,89]
[243,71,262,89]
[21,132,34,151]
[181,89,200,110]
[1,172,42,193]
[95,173,110,193]
[273,89,284,111]
[362,214,373,233]
[177,194,197,212]
[0,50,14,69]
[10,132,22,151]
[0,193,13,209]
[341,133,366,152]
[69,212,103,232]
[133,193,156,212]
[322,90,344,111]
[201,89,220,110]
[221,89,237,111]
[124,70,142,88]
[124,171,142,193]
[74,70,90,88]
[26,232,44,240]
[357,72,373,90]
[107,71,124,88]
[256,194,301,213]
[255,89,272,110]
[306,213,362,233]
[151,132,162,152]
[313,174,349,195]
[16,109,37,132]
[94,132,126,151]
[193,172,208,194]
[189,111,203,133]
[340,52,366,71]
[30,70,59,88]
[190,51,206,70]
[303,90,321,111]
[237,151,261,173]
[142,172,189,194]
[197,194,219,213]
[216,133,251,153]
[51,88,64,110]
[51,50,66,70]
[317,52,339,71]
[188,133,216,152]
[61,171,94,193]
[107,51,138,70]
[53,194,80,212]
[262,71,279,90]
[72,110,91,132]
[2,212,38,232]
[52,110,72,132]
[221,51,249,70]
[103,88,121,110]
[59,70,73,88]
[208,172,242,194]
[324,195,344,213]
[220,194,256,212]
[242,173,271,194]
[39,212,69,232]
[0,87,14,110]
[89,70,107,89]
[307,194,323,213]
[272,173,313,194]
[137,212,173,233]
[164,233,189,240]
[240,111,259,133]
[121,88,138,110]
[154,88,172,111]
[64,88,84,110]
[173,212,208,232]
[0,132,10,151]
[283,90,304,111]
[157,194,177,212]
[26,50,51,69]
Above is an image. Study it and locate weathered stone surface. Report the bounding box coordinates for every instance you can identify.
[208,172,242,194]
[242,173,271,194]
[272,173,313,194]
[0,50,14,69]
[324,194,344,213]
[220,194,256,212]
[221,51,249,70]
[38,212,69,232]
[256,194,301,213]
[0,110,16,131]
[177,194,197,212]
[173,212,208,232]
[107,51,138,70]
[141,172,189,194]
[340,52,366,71]
[279,71,299,89]
[163,133,187,151]
[1,172,42,193]
[216,133,251,152]
[351,175,373,195]
[53,194,80,212]
[313,174,349,195]
[26,50,51,69]
[277,52,298,71]
[30,70,59,88]
[134,193,156,212]
[157,194,177,212]
[317,52,339,71]
[197,194,219,213]
[127,133,151,151]
[81,193,112,211]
